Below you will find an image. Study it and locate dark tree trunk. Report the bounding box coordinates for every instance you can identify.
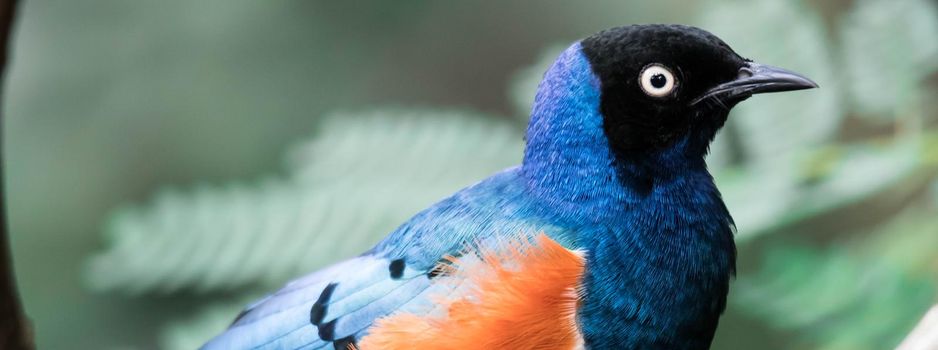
[0,0,31,349]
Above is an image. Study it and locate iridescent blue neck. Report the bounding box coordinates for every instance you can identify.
[521,44,707,214]
[521,43,636,219]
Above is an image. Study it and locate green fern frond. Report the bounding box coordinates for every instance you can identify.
[722,137,925,241]
[86,109,524,294]
[840,0,938,119]
[287,109,523,186]
[734,205,938,350]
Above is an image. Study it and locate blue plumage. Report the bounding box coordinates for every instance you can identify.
[204,24,816,349]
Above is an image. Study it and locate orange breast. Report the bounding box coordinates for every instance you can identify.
[356,234,586,350]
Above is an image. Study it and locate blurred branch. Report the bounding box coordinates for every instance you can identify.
[897,305,938,350]
[0,0,32,349]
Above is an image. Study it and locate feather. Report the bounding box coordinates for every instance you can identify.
[357,234,586,350]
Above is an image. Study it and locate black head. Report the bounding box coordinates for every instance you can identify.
[580,24,817,157]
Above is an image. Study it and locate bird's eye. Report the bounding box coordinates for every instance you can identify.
[639,64,678,98]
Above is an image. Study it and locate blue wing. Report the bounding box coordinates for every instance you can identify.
[202,167,571,350]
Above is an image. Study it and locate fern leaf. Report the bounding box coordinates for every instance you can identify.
[86,109,524,294]
[721,137,924,240]
[734,205,938,350]
[840,0,938,119]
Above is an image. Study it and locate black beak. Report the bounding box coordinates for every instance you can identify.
[691,62,818,105]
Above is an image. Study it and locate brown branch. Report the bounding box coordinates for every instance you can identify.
[0,0,32,349]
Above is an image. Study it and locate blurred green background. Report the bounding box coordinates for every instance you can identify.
[4,0,937,349]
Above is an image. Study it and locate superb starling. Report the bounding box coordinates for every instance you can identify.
[204,24,817,350]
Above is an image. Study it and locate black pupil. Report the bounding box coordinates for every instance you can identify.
[650,73,667,89]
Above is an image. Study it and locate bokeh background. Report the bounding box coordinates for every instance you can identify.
[5,0,938,349]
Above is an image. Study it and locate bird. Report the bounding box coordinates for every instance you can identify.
[203,24,817,350]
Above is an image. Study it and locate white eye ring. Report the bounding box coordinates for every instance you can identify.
[639,64,678,98]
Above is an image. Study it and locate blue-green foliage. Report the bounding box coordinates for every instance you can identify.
[86,109,523,294]
[841,0,938,119]
[735,204,938,350]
